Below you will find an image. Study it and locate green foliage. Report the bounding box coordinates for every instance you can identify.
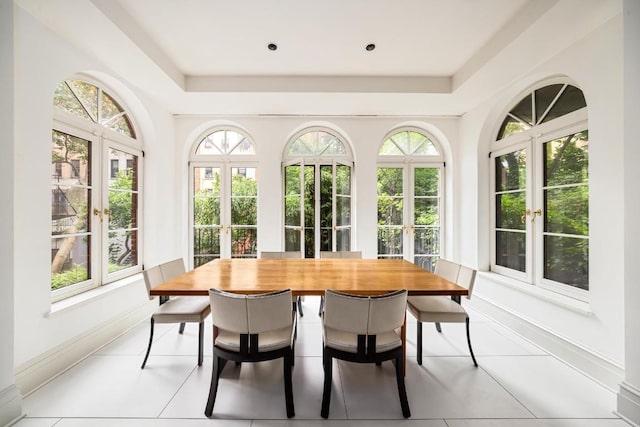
[51,266,88,290]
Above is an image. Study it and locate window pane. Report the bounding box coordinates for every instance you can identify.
[304,228,314,259]
[414,227,439,255]
[194,168,220,226]
[304,166,315,228]
[389,132,410,154]
[320,165,332,228]
[194,227,220,256]
[52,131,91,184]
[320,227,332,252]
[378,196,403,225]
[535,84,563,123]
[336,195,351,226]
[414,167,439,197]
[509,94,533,126]
[497,115,530,140]
[541,85,586,123]
[108,115,135,138]
[415,198,439,226]
[495,150,526,192]
[51,235,91,290]
[336,165,351,194]
[545,186,588,235]
[101,92,124,124]
[53,82,90,120]
[378,227,403,255]
[378,139,404,155]
[544,131,589,187]
[285,196,301,226]
[496,192,526,230]
[336,228,351,251]
[414,255,437,272]
[377,168,403,196]
[285,228,300,252]
[285,165,300,195]
[495,231,526,272]
[231,228,257,257]
[51,186,90,234]
[544,236,588,289]
[231,167,257,226]
[108,230,137,272]
[108,191,135,229]
[67,80,98,122]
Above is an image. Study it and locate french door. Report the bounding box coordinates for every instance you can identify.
[284,160,352,258]
[377,164,443,271]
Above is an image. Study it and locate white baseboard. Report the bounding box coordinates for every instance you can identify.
[469,295,624,391]
[15,302,155,396]
[617,381,640,426]
[0,384,23,426]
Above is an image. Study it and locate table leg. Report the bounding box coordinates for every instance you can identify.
[401,311,407,376]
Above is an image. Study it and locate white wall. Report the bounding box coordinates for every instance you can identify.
[458,12,625,383]
[175,116,459,262]
[12,6,179,390]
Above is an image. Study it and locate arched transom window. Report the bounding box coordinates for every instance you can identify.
[191,128,258,266]
[491,81,588,299]
[51,79,141,301]
[283,128,353,258]
[377,128,443,271]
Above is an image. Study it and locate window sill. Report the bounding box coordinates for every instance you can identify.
[47,274,144,317]
[476,271,592,316]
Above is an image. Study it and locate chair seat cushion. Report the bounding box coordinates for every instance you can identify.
[407,296,468,323]
[152,296,211,323]
[215,326,292,353]
[324,327,402,354]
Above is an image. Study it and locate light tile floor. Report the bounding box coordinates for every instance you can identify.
[14,297,628,427]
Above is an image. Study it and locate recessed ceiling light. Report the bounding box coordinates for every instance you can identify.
[365,43,376,51]
[268,43,278,51]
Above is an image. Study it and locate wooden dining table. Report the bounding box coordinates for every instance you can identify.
[149,258,468,373]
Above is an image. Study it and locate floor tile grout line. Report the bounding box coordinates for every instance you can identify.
[157,363,200,419]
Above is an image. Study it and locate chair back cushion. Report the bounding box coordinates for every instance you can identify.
[209,289,248,333]
[457,265,477,299]
[323,290,369,334]
[159,258,186,281]
[247,289,293,334]
[434,259,461,283]
[142,265,163,300]
[367,290,408,334]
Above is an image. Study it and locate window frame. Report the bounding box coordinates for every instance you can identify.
[51,80,143,302]
[490,81,588,301]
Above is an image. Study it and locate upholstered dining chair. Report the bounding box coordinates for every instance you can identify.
[321,289,410,419]
[406,260,478,367]
[141,258,211,369]
[260,251,304,316]
[205,289,296,418]
[318,251,363,315]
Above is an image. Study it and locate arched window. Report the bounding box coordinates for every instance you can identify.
[491,81,588,299]
[377,128,444,271]
[283,128,353,258]
[190,128,258,266]
[51,79,141,301]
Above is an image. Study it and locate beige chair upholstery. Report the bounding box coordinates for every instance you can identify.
[318,251,362,315]
[321,289,410,419]
[260,251,304,316]
[205,289,296,418]
[407,260,478,367]
[141,259,211,369]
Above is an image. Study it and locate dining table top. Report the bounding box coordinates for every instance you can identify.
[149,258,468,297]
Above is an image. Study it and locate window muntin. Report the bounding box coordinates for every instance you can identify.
[283,128,353,258]
[491,81,588,297]
[377,129,443,271]
[191,129,257,267]
[51,79,141,300]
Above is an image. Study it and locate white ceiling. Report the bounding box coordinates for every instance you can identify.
[15,0,621,116]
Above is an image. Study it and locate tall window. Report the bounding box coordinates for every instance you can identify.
[283,128,353,258]
[491,81,588,299]
[191,129,258,267]
[377,129,444,271]
[51,79,141,301]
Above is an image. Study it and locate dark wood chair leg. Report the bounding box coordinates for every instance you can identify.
[320,352,332,418]
[284,351,295,418]
[435,322,442,333]
[205,355,222,417]
[141,318,155,369]
[466,317,478,367]
[318,296,324,317]
[395,353,411,418]
[198,321,204,366]
[179,322,186,334]
[296,296,304,317]
[416,321,423,365]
